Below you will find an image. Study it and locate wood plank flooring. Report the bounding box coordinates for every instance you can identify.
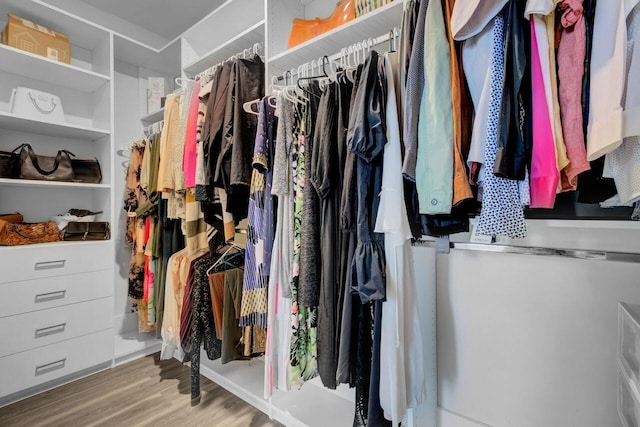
[0,353,282,427]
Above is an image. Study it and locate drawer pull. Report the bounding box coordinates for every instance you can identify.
[34,260,66,271]
[34,290,66,302]
[35,358,66,375]
[35,323,67,338]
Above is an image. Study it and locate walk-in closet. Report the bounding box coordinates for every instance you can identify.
[0,0,638,426]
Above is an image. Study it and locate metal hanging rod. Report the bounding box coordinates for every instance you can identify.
[195,42,264,81]
[143,119,164,136]
[411,239,640,264]
[275,27,400,83]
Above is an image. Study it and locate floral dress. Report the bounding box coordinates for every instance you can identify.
[289,114,318,387]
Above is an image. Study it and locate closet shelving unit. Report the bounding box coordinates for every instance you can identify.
[0,0,115,406]
[188,2,406,426]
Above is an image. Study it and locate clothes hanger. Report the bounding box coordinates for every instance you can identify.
[175,77,193,88]
[243,98,261,115]
[296,56,329,99]
[207,242,244,274]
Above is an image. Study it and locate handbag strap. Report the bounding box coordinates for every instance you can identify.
[28,91,57,115]
[12,143,30,154]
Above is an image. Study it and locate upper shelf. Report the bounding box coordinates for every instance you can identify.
[140,108,165,124]
[181,0,263,57]
[268,1,403,73]
[114,35,182,78]
[182,20,265,77]
[0,44,110,92]
[0,0,109,52]
[0,110,110,141]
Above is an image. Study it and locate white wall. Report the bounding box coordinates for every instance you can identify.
[434,221,640,427]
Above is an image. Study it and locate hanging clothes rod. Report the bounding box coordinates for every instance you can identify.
[275,27,400,82]
[195,42,264,81]
[411,239,640,264]
[143,119,164,136]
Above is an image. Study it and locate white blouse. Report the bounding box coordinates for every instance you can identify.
[451,0,508,40]
[587,0,640,160]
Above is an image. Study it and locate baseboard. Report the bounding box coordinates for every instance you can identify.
[113,335,162,367]
[437,407,490,427]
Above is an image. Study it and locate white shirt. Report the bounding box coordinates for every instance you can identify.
[462,20,493,173]
[602,2,640,205]
[587,0,640,160]
[451,0,508,40]
[376,52,426,426]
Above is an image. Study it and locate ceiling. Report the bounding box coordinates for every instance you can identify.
[77,0,224,41]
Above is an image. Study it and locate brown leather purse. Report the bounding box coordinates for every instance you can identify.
[18,143,75,182]
[0,221,61,246]
[288,0,356,48]
[0,213,24,224]
[63,221,110,241]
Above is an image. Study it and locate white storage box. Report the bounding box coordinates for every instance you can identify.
[618,369,640,427]
[619,303,640,393]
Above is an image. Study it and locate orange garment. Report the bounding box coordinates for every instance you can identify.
[445,0,474,205]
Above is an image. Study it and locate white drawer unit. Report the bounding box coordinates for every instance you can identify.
[618,370,640,427]
[0,297,112,358]
[620,303,640,394]
[0,241,113,284]
[0,329,113,398]
[0,270,114,318]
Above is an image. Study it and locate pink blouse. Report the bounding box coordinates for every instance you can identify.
[530,19,559,208]
[182,79,201,189]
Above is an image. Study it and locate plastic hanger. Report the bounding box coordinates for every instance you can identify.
[243,99,261,115]
[175,77,193,88]
[296,56,329,99]
[207,242,244,274]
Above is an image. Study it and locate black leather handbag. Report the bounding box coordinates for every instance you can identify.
[0,145,22,178]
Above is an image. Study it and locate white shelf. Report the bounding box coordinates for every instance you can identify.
[0,111,110,141]
[0,239,112,251]
[199,353,355,427]
[114,35,182,78]
[140,108,165,124]
[0,44,110,92]
[271,378,354,427]
[182,20,265,77]
[0,178,109,190]
[199,355,269,415]
[268,1,404,73]
[181,0,264,57]
[0,0,109,51]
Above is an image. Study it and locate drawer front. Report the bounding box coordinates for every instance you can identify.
[0,297,112,358]
[0,270,114,318]
[0,270,113,317]
[0,241,113,284]
[0,329,113,398]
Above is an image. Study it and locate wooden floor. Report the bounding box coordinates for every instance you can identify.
[0,353,282,427]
